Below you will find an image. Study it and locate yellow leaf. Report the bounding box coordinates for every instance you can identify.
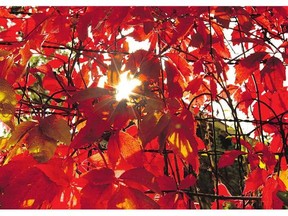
[26,127,58,163]
[280,169,288,190]
[116,198,136,209]
[0,137,7,149]
[39,115,71,145]
[0,79,17,128]
[167,130,193,158]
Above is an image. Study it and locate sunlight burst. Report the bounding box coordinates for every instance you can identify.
[115,71,141,101]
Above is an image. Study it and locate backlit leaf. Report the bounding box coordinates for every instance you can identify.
[166,116,199,170]
[39,115,71,144]
[26,127,58,163]
[235,52,267,84]
[279,169,288,190]
[4,121,37,150]
[107,133,121,168]
[261,56,286,92]
[108,186,160,209]
[120,167,161,194]
[117,131,144,167]
[185,77,203,94]
[69,87,110,104]
[139,112,171,148]
[165,61,184,98]
[19,41,32,66]
[81,183,115,209]
[82,168,115,186]
[0,153,60,209]
[0,78,17,128]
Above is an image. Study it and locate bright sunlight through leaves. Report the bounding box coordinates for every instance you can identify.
[115,71,141,101]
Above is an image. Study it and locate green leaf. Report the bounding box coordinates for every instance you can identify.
[39,115,71,144]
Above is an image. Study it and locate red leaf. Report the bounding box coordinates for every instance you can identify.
[0,153,61,209]
[192,60,204,75]
[139,112,171,147]
[108,100,134,130]
[269,134,283,153]
[233,89,253,115]
[83,168,115,185]
[262,176,286,209]
[185,77,203,94]
[165,53,192,78]
[235,52,267,84]
[179,174,197,189]
[125,50,160,81]
[170,16,194,44]
[120,167,161,194]
[70,115,109,149]
[218,150,246,168]
[81,183,114,209]
[209,78,217,99]
[69,87,110,104]
[108,185,160,209]
[143,21,154,35]
[156,175,177,191]
[243,168,269,194]
[158,192,177,209]
[34,159,70,187]
[261,56,286,92]
[165,60,184,98]
[107,133,121,168]
[218,183,232,196]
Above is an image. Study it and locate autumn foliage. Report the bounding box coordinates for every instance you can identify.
[0,6,287,209]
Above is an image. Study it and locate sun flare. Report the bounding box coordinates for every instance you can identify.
[115,71,141,101]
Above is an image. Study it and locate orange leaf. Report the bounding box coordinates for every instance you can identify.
[118,131,144,167]
[19,41,32,66]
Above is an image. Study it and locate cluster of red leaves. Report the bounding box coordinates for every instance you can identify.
[0,6,287,209]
